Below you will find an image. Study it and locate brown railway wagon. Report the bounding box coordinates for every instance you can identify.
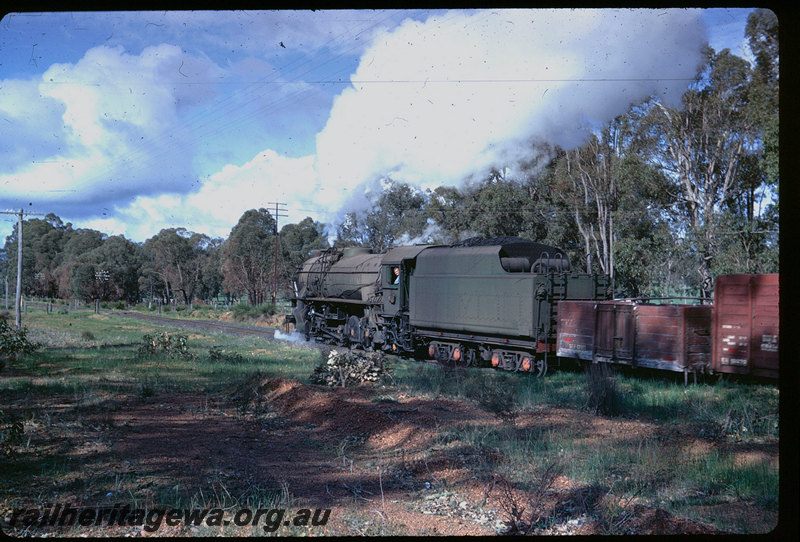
[557,300,713,376]
[712,274,779,379]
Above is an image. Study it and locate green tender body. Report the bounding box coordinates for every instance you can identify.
[409,245,608,339]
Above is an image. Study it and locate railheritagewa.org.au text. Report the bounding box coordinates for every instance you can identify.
[5,503,331,533]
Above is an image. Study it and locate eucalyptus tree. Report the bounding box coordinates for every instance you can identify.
[222,208,277,305]
[551,128,619,278]
[464,171,535,240]
[745,8,779,189]
[197,237,225,302]
[53,225,106,299]
[422,186,471,244]
[334,181,428,252]
[3,214,73,298]
[84,235,142,302]
[636,46,765,296]
[143,228,209,305]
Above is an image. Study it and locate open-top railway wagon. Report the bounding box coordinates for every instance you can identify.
[556,300,714,383]
[555,274,779,380]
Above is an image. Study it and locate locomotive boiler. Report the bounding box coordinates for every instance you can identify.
[291,237,612,375]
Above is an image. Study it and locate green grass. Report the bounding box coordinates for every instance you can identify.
[387,356,778,533]
[2,312,779,535]
[1,312,324,422]
[390,358,778,442]
[1,310,328,533]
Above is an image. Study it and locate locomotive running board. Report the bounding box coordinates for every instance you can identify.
[302,296,372,305]
[414,328,551,352]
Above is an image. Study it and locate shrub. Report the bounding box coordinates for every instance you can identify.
[0,318,40,368]
[137,377,157,399]
[469,377,518,425]
[491,462,565,534]
[137,332,196,360]
[208,346,245,364]
[231,303,276,321]
[585,363,623,416]
[0,409,24,456]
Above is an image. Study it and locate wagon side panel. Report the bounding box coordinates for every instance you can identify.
[556,300,596,361]
[713,274,778,379]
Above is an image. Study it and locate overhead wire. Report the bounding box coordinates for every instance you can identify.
[79,8,492,194]
[175,9,477,155]
[53,10,406,198]
[10,10,484,210]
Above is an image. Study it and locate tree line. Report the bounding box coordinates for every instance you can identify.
[0,211,328,306]
[0,10,778,304]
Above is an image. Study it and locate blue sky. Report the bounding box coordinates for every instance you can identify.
[0,8,758,244]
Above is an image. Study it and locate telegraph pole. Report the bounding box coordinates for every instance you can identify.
[2,208,45,328]
[266,202,287,305]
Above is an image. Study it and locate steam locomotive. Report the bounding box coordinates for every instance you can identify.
[290,237,612,375]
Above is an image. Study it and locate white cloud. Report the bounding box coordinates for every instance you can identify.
[1,44,224,208]
[85,149,318,242]
[0,77,68,166]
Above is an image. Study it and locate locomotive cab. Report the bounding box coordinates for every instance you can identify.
[378,246,432,353]
[381,264,404,315]
[380,246,431,316]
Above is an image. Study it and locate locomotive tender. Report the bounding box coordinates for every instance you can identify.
[291,237,612,375]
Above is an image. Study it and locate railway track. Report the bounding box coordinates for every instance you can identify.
[113,310,279,339]
[22,304,463,362]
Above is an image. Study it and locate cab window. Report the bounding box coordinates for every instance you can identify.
[385,266,401,285]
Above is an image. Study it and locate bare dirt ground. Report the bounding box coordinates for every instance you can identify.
[3,369,778,536]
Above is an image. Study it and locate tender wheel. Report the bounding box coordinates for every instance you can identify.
[535,358,548,377]
[462,348,475,367]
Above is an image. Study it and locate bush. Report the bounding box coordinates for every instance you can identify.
[460,375,518,424]
[476,380,518,425]
[0,318,40,368]
[208,346,245,364]
[137,332,196,360]
[585,363,623,416]
[0,409,24,456]
[231,303,276,321]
